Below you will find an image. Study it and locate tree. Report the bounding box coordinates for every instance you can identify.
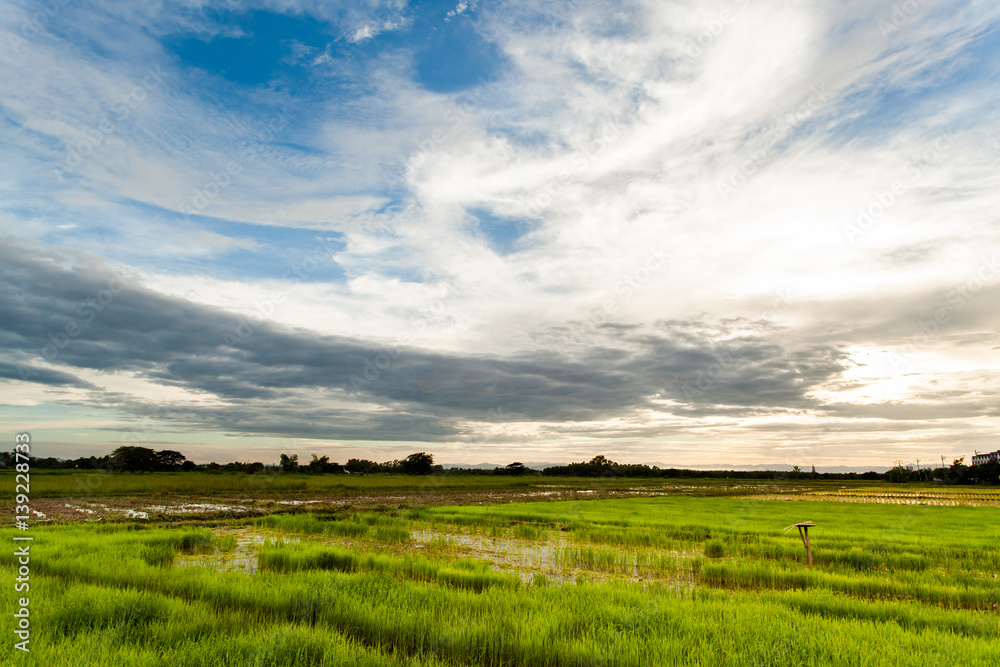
[885,465,913,483]
[972,459,1000,485]
[0,449,16,467]
[279,453,299,472]
[541,455,621,477]
[944,457,969,485]
[110,446,158,472]
[307,454,333,474]
[505,462,527,476]
[589,455,613,469]
[400,452,434,475]
[346,458,375,474]
[155,450,187,471]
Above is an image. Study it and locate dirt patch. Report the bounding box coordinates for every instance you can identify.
[30,488,620,524]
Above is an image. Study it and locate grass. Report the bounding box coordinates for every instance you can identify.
[258,541,520,592]
[3,482,999,665]
[17,468,1000,502]
[703,538,725,558]
[7,470,670,499]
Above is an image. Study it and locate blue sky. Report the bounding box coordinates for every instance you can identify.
[1,0,999,467]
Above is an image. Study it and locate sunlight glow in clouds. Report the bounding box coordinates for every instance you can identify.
[1,0,998,467]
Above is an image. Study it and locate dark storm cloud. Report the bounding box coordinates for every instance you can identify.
[0,360,93,387]
[0,241,851,440]
[86,392,467,442]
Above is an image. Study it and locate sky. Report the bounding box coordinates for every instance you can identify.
[1,0,999,468]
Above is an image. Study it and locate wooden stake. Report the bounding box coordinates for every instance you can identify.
[788,521,816,566]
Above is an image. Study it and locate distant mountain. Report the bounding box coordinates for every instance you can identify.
[674,463,891,474]
[442,462,557,470]
[442,462,891,474]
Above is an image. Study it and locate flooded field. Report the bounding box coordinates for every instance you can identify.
[5,488,1000,666]
[170,522,698,588]
[32,480,1000,527]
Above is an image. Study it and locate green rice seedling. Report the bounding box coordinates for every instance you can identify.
[327,521,371,538]
[178,529,215,553]
[140,542,176,568]
[259,512,326,534]
[699,560,1000,610]
[847,547,877,571]
[704,539,725,559]
[15,574,443,666]
[216,533,238,552]
[406,507,429,521]
[255,540,522,593]
[55,587,155,632]
[260,511,393,539]
[513,523,547,540]
[373,525,412,543]
[761,588,998,638]
[424,536,457,557]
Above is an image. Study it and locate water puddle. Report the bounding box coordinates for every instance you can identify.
[171,525,695,589]
[175,530,284,573]
[144,502,250,514]
[411,528,696,587]
[412,528,577,582]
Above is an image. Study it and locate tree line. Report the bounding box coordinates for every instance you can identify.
[0,447,446,476]
[539,455,1000,485]
[3,449,997,484]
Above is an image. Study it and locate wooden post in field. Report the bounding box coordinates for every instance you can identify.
[785,521,816,566]
[799,523,813,566]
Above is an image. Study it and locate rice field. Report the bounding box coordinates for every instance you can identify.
[3,485,999,665]
[17,470,1000,525]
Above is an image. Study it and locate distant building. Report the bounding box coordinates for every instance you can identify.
[972,450,1000,466]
